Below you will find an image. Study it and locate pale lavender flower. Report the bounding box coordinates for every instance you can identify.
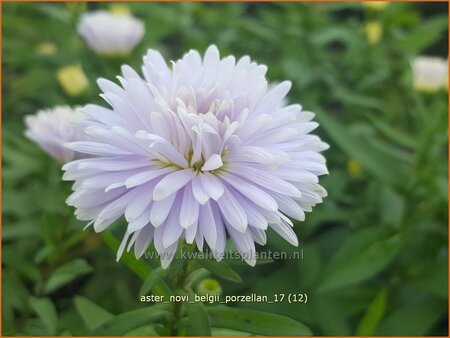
[63,45,328,268]
[25,106,86,163]
[77,10,144,56]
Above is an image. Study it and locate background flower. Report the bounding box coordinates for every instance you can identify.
[364,1,389,11]
[57,65,89,97]
[365,21,382,45]
[77,10,144,56]
[411,56,448,92]
[64,45,328,268]
[24,106,87,163]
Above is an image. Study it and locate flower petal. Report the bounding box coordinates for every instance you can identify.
[201,154,223,171]
[153,170,195,201]
[199,172,224,201]
[216,185,247,232]
[179,184,199,229]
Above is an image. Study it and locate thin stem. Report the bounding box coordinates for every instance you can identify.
[169,243,191,335]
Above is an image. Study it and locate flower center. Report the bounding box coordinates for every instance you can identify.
[191,158,205,173]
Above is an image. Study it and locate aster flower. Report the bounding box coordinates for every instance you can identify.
[25,106,87,163]
[63,45,329,268]
[411,56,448,93]
[77,10,144,56]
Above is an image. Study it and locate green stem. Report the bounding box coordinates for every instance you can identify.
[169,243,193,336]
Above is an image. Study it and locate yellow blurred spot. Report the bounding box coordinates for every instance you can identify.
[57,65,89,97]
[414,83,440,93]
[365,21,382,45]
[364,1,389,10]
[109,4,131,16]
[348,159,363,177]
[37,42,57,56]
[197,278,222,296]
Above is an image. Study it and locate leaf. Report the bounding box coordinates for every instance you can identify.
[74,296,114,331]
[92,304,172,336]
[44,259,93,294]
[356,289,388,335]
[211,327,252,336]
[3,270,29,311]
[101,231,172,297]
[185,267,210,288]
[378,185,405,227]
[34,246,56,264]
[2,222,39,240]
[333,87,384,111]
[317,228,401,292]
[399,15,448,54]
[224,257,274,266]
[2,248,42,283]
[139,267,168,297]
[313,296,351,335]
[364,114,417,149]
[376,296,446,335]
[317,112,409,186]
[207,306,312,336]
[29,297,58,335]
[185,289,212,335]
[197,259,242,283]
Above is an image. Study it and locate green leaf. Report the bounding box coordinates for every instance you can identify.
[3,270,29,311]
[74,296,114,331]
[101,231,172,297]
[333,87,384,111]
[44,259,93,294]
[185,267,210,288]
[356,289,388,335]
[185,289,212,335]
[364,114,417,149]
[207,306,312,336]
[317,112,409,186]
[29,297,58,335]
[34,246,56,264]
[378,185,405,227]
[399,15,448,54]
[92,304,172,336]
[2,222,39,240]
[211,327,252,336]
[139,267,168,297]
[224,257,274,266]
[376,296,446,335]
[318,228,401,292]
[2,248,42,283]
[197,259,242,283]
[313,296,351,335]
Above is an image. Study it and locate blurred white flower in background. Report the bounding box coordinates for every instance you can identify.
[77,10,145,56]
[411,56,448,92]
[25,106,87,163]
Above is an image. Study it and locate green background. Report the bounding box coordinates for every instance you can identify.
[2,2,448,336]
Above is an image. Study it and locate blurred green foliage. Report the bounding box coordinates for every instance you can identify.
[2,2,448,336]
